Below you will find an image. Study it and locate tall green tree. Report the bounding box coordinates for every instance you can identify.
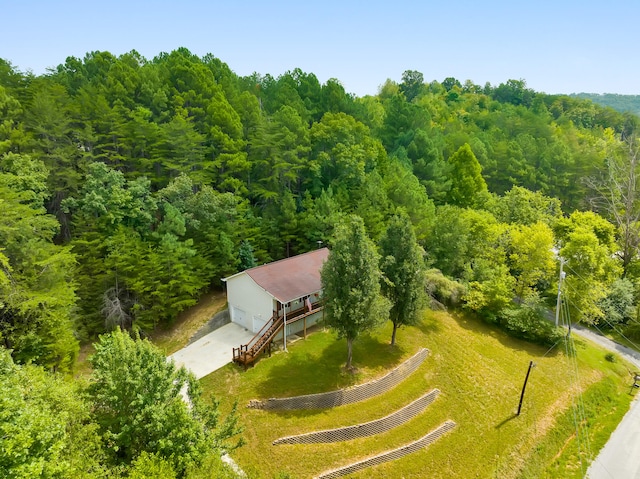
[352,171,390,241]
[308,112,386,196]
[446,143,487,207]
[488,186,562,226]
[158,175,246,283]
[556,211,622,323]
[0,154,78,371]
[0,85,25,154]
[237,240,257,270]
[508,222,555,298]
[0,349,105,479]
[383,160,436,243]
[249,105,310,201]
[23,81,87,224]
[379,212,426,345]
[297,189,345,251]
[400,70,425,102]
[88,329,243,475]
[321,216,390,369]
[63,161,157,236]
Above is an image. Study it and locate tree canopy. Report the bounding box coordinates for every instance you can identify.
[3,47,640,477]
[88,329,242,475]
[379,211,426,345]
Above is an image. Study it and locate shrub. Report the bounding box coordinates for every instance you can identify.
[499,295,564,346]
[624,321,640,341]
[425,269,466,308]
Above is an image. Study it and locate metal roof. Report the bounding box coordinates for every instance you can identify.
[237,248,329,303]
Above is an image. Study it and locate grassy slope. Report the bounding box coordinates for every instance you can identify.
[200,310,633,479]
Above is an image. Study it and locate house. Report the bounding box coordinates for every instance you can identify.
[223,247,329,336]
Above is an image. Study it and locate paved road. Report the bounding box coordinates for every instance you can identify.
[168,322,254,379]
[571,325,640,479]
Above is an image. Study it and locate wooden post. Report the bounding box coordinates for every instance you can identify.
[304,316,307,339]
[283,302,287,352]
[517,361,535,416]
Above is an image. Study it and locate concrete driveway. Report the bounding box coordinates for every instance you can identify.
[168,322,255,379]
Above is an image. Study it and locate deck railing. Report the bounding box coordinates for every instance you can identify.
[232,301,323,369]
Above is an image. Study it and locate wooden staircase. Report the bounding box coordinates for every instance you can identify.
[232,302,323,370]
[232,315,284,370]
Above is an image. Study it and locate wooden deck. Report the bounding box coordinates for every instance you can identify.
[232,303,323,370]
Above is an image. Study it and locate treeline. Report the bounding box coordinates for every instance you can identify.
[1,48,640,373]
[572,92,640,117]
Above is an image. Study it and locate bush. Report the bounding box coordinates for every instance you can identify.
[624,321,640,341]
[425,269,466,308]
[499,295,564,346]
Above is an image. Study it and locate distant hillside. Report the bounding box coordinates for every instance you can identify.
[571,93,640,116]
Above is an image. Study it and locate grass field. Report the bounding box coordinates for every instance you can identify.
[200,310,634,479]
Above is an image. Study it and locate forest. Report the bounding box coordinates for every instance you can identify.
[2,47,640,477]
[572,92,640,117]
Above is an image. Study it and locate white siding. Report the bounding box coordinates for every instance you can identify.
[286,311,323,337]
[226,273,274,333]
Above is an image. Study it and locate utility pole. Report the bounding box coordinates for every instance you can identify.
[517,361,535,416]
[555,259,565,327]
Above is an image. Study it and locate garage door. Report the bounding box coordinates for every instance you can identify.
[232,306,250,330]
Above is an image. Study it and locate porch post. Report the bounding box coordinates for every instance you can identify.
[283,301,287,352]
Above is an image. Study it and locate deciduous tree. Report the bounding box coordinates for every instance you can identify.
[380,212,426,345]
[508,222,555,298]
[0,349,104,478]
[321,216,390,369]
[88,329,243,475]
[586,133,640,277]
[556,211,622,323]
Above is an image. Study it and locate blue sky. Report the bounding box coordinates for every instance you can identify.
[3,0,639,97]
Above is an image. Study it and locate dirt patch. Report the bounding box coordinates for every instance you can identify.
[75,342,96,379]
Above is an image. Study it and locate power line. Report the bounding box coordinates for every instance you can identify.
[559,298,592,474]
[561,273,640,351]
[553,263,597,473]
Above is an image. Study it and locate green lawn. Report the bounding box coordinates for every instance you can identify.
[200,310,634,479]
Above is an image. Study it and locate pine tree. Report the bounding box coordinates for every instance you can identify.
[447,143,487,207]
